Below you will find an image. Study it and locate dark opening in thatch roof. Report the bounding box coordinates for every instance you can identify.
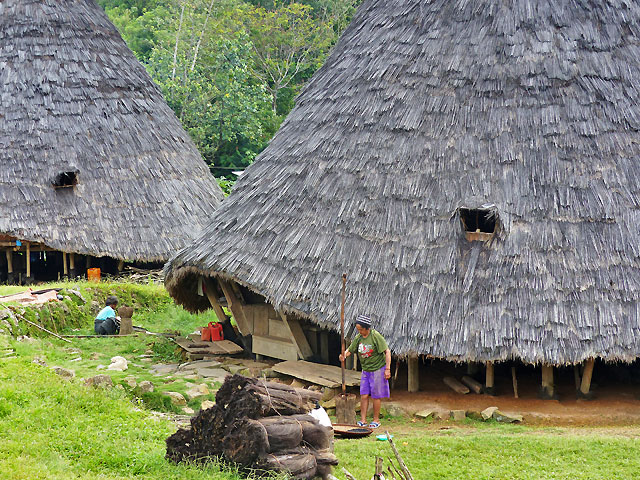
[166,0,640,364]
[0,0,223,262]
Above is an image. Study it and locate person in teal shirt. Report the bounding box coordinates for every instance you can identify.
[94,296,120,335]
[339,314,391,428]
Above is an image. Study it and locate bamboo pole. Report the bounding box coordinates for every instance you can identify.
[20,317,72,343]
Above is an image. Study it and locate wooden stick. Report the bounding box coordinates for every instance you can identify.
[62,334,139,338]
[387,431,413,480]
[388,457,405,480]
[374,456,383,479]
[387,465,398,480]
[20,317,72,343]
[340,273,346,395]
[511,366,519,398]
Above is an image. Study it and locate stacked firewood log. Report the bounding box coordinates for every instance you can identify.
[166,374,338,479]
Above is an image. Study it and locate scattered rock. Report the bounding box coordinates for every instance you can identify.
[201,400,215,410]
[481,406,499,421]
[183,407,195,414]
[141,357,152,363]
[16,335,35,343]
[52,366,75,380]
[493,410,523,423]
[466,410,484,421]
[451,410,466,421]
[196,367,229,382]
[96,364,106,370]
[321,398,336,409]
[66,289,86,304]
[115,384,125,391]
[382,402,405,418]
[144,349,153,355]
[89,352,100,360]
[185,384,210,399]
[107,356,128,371]
[139,381,154,393]
[163,392,187,406]
[321,387,338,402]
[435,410,450,421]
[69,357,82,362]
[223,364,245,375]
[308,385,322,392]
[85,374,113,388]
[32,356,48,367]
[90,300,101,314]
[151,364,179,375]
[123,377,137,388]
[64,347,82,355]
[415,409,435,419]
[178,360,222,372]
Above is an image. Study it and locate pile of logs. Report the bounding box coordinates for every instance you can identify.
[166,374,338,479]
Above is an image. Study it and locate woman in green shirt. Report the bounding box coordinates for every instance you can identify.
[339,314,391,428]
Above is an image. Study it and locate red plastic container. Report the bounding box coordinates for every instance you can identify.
[201,322,224,342]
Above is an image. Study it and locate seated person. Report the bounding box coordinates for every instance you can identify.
[94,296,121,335]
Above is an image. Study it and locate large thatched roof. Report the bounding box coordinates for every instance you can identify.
[166,0,640,364]
[0,0,223,262]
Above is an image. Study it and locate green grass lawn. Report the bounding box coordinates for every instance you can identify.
[2,281,640,479]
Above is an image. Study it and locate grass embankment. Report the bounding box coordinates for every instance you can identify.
[2,281,640,479]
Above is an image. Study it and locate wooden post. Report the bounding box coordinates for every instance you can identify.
[219,280,251,334]
[62,252,68,277]
[574,365,581,390]
[408,354,419,393]
[541,364,554,398]
[580,358,595,396]
[6,249,13,274]
[25,242,31,279]
[485,361,494,393]
[511,366,518,398]
[86,256,91,268]
[117,260,124,272]
[69,253,75,278]
[203,278,231,323]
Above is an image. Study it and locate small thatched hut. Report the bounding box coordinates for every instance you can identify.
[166,0,640,397]
[0,0,223,282]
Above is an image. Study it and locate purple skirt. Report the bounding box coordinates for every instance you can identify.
[360,365,390,399]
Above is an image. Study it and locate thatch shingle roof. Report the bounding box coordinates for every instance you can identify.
[165,0,640,364]
[0,0,223,262]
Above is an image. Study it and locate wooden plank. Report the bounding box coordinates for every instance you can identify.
[248,305,269,336]
[443,376,469,394]
[219,280,251,335]
[280,313,313,359]
[273,359,361,388]
[174,337,243,355]
[580,358,595,395]
[268,317,289,338]
[408,354,419,392]
[252,335,299,361]
[203,278,231,324]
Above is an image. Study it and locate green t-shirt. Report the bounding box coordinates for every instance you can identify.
[348,329,388,372]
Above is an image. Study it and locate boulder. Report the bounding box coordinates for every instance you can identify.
[123,377,137,388]
[321,387,338,402]
[493,410,523,423]
[481,406,499,421]
[89,352,100,360]
[415,409,435,419]
[183,407,195,414]
[163,392,187,406]
[52,366,75,380]
[85,374,113,388]
[201,400,215,410]
[107,356,128,371]
[451,410,466,421]
[139,381,154,393]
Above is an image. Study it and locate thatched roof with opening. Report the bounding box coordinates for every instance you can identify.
[0,0,223,262]
[166,0,640,364]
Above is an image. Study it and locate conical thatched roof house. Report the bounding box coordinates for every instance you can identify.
[0,0,223,279]
[166,0,640,393]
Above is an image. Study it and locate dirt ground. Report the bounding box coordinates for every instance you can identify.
[380,359,640,427]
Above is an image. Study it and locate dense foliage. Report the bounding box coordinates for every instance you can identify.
[98,0,359,184]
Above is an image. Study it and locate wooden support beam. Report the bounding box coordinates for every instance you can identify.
[408,354,419,392]
[511,366,518,398]
[580,358,595,396]
[485,361,494,391]
[541,364,554,398]
[69,253,75,275]
[280,312,313,360]
[25,243,31,278]
[574,365,581,390]
[6,249,13,274]
[117,260,124,272]
[219,280,251,335]
[62,252,68,276]
[86,256,91,268]
[203,278,231,324]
